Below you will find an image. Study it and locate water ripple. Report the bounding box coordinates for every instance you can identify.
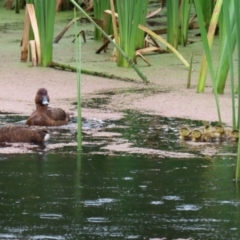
[162,195,182,201]
[82,198,117,206]
[176,204,202,211]
[39,213,63,219]
[30,235,65,240]
[122,177,133,180]
[150,201,164,205]
[87,217,109,223]
[0,234,17,239]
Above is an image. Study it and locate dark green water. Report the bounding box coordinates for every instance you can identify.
[0,112,239,240]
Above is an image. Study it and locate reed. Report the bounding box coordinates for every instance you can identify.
[215,2,236,94]
[200,0,214,30]
[194,0,221,123]
[74,7,82,151]
[70,0,148,82]
[178,0,192,46]
[115,0,149,67]
[222,0,236,129]
[27,0,56,66]
[167,0,179,49]
[93,0,111,40]
[196,0,222,93]
[233,0,240,129]
[232,0,240,181]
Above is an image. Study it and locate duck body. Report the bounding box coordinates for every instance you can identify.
[26,88,70,126]
[46,107,69,121]
[0,125,50,143]
[200,132,215,142]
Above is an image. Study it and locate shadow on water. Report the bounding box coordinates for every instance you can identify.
[0,110,240,240]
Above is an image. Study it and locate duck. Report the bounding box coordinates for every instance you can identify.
[191,128,202,142]
[191,128,215,142]
[26,88,70,126]
[0,124,50,143]
[179,126,191,141]
[215,124,239,141]
[214,124,226,138]
[231,129,239,142]
[200,132,214,142]
[214,124,236,140]
[201,121,214,133]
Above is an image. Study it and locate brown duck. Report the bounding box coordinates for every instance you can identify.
[0,125,50,143]
[26,88,70,126]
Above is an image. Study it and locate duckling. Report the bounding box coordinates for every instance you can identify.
[0,125,50,143]
[214,124,231,139]
[179,126,191,141]
[201,121,214,133]
[26,88,70,126]
[191,128,203,142]
[230,129,239,142]
[200,132,214,142]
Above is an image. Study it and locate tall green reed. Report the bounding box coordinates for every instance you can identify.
[27,0,56,66]
[196,0,222,93]
[221,0,236,129]
[167,0,179,49]
[74,7,82,151]
[233,0,240,181]
[115,0,149,67]
[70,0,148,82]
[178,0,192,46]
[194,0,222,122]
[93,0,111,40]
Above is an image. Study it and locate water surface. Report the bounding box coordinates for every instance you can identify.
[0,112,239,240]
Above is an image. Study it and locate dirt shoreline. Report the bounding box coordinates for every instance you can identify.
[0,8,235,127]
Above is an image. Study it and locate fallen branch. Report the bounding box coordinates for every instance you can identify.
[72,30,86,43]
[54,17,81,43]
[48,61,139,82]
[54,17,102,43]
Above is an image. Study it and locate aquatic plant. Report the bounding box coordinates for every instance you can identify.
[23,0,56,66]
[193,0,221,123]
[196,0,222,93]
[115,0,149,67]
[167,0,179,49]
[70,0,148,82]
[93,0,112,40]
[178,0,193,47]
[74,6,82,150]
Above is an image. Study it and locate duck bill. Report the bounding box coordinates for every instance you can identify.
[42,96,49,105]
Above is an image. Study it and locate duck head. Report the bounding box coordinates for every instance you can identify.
[179,126,191,140]
[215,124,225,134]
[191,128,202,141]
[35,88,50,106]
